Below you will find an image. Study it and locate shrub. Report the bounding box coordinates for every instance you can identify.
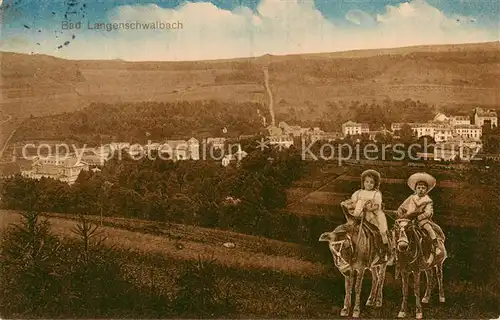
[0,213,163,318]
[0,211,65,317]
[173,255,236,317]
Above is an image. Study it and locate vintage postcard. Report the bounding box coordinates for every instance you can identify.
[0,0,499,318]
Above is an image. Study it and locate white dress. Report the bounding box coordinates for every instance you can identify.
[350,189,386,232]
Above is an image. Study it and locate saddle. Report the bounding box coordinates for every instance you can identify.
[410,221,445,263]
[334,214,387,262]
[428,221,446,241]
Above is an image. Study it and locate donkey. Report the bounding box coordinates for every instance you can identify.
[319,209,394,318]
[393,218,447,319]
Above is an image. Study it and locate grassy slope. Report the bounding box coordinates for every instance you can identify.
[1,208,497,318]
[1,42,499,119]
[0,210,327,275]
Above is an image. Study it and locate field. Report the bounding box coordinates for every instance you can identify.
[1,157,499,319]
[1,42,499,120]
[0,209,498,318]
[285,164,494,227]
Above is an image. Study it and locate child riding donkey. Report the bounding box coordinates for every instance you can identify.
[397,172,442,255]
[320,169,393,317]
[342,169,390,263]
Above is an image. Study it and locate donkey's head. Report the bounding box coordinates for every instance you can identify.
[319,231,353,272]
[394,218,412,252]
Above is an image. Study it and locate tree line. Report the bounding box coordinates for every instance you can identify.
[0,147,308,239]
[15,98,443,146]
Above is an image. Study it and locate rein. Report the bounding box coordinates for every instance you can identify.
[408,227,421,265]
[397,223,421,265]
[332,235,353,266]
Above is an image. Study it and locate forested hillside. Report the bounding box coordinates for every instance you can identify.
[12,98,443,144]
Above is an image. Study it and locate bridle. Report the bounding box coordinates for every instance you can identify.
[331,234,353,266]
[395,218,419,264]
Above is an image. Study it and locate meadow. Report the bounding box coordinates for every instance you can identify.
[1,158,499,318]
[1,206,498,319]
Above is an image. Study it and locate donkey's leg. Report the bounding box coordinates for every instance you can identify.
[341,270,354,316]
[436,261,445,303]
[352,269,366,318]
[398,271,409,318]
[366,267,378,307]
[422,268,433,304]
[375,264,387,308]
[414,271,423,319]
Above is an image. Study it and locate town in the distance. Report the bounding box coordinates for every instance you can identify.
[10,105,499,185]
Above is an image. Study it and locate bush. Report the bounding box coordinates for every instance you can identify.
[62,216,133,316]
[0,213,165,318]
[173,255,236,317]
[0,211,65,316]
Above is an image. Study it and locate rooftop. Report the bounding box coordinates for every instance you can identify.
[342,121,369,128]
[33,156,88,167]
[454,124,482,129]
[475,107,498,117]
[433,113,450,122]
[451,115,470,120]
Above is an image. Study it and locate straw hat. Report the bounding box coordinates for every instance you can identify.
[360,169,381,189]
[407,172,436,192]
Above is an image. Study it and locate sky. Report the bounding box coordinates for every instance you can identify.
[0,0,498,61]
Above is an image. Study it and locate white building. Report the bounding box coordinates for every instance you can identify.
[406,123,437,139]
[21,155,89,185]
[278,121,308,137]
[310,131,343,143]
[268,135,294,149]
[453,124,482,141]
[433,113,450,122]
[206,137,226,150]
[266,125,283,136]
[391,123,402,131]
[342,121,370,136]
[450,116,471,126]
[80,147,111,166]
[473,107,498,128]
[392,122,454,142]
[433,126,454,142]
[392,111,491,145]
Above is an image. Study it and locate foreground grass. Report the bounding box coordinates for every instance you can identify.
[1,210,329,276]
[118,247,500,319]
[1,210,498,318]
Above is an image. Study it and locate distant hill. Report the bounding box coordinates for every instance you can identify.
[1,41,499,119]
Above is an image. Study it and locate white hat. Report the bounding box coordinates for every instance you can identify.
[407,172,436,192]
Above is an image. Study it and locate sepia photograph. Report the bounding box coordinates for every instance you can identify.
[0,0,499,318]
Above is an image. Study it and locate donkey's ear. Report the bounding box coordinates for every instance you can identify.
[319,232,332,242]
